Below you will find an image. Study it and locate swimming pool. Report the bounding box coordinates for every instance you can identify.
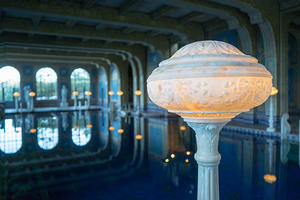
[0,111,299,199]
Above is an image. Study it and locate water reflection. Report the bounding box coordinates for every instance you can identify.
[72,111,92,146]
[0,118,22,154]
[37,116,59,150]
[0,111,300,200]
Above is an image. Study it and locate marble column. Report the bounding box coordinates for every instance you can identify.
[187,121,228,200]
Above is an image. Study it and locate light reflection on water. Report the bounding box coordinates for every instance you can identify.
[0,111,299,200]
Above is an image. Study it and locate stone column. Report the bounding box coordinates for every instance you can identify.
[187,121,228,200]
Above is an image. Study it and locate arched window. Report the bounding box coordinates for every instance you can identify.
[0,119,22,154]
[72,112,91,146]
[37,116,59,150]
[36,67,57,100]
[0,66,20,101]
[70,68,90,99]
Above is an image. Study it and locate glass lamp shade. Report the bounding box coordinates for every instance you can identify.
[147,41,272,122]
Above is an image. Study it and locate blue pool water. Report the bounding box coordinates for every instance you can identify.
[0,111,300,200]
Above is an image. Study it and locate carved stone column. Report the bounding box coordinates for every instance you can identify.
[188,121,227,200]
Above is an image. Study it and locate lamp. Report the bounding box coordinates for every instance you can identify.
[147,41,272,200]
[85,91,92,108]
[73,91,79,109]
[29,92,35,97]
[135,90,142,113]
[13,92,20,97]
[117,91,124,96]
[108,91,114,96]
[13,92,20,112]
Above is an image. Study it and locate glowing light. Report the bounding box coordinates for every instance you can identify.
[29,92,36,97]
[118,129,124,134]
[13,92,20,97]
[108,91,114,96]
[74,125,79,129]
[135,90,142,96]
[87,124,93,128]
[30,128,37,133]
[136,134,143,140]
[171,153,175,158]
[85,91,92,96]
[73,91,79,96]
[117,91,124,96]
[180,125,186,131]
[264,174,277,184]
[270,87,278,96]
[186,151,191,155]
[109,126,115,131]
[185,158,189,163]
[165,158,169,163]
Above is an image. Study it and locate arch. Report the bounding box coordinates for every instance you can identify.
[110,63,121,106]
[98,66,108,106]
[0,66,21,101]
[72,111,91,146]
[37,116,59,150]
[36,67,58,100]
[70,68,90,99]
[0,119,22,154]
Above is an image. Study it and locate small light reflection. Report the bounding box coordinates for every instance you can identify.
[87,124,93,128]
[30,128,37,133]
[264,174,277,184]
[74,125,79,129]
[185,158,189,163]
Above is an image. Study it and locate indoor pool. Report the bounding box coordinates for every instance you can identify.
[0,111,300,200]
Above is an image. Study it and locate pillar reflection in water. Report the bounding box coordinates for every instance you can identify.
[72,111,92,146]
[37,115,59,150]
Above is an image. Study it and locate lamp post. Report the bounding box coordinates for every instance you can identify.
[13,92,20,112]
[266,87,278,132]
[117,90,124,110]
[135,90,142,113]
[73,91,78,109]
[108,90,114,111]
[147,41,272,200]
[85,91,92,109]
[28,91,35,112]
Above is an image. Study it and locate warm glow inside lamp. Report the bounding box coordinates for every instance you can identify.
[109,126,115,131]
[73,91,79,96]
[118,129,124,134]
[147,41,272,200]
[108,91,114,96]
